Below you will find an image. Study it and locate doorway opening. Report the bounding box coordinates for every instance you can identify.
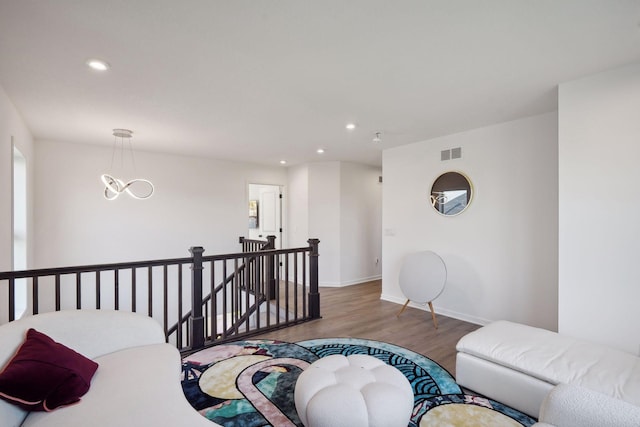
[13,141,27,318]
[248,184,283,249]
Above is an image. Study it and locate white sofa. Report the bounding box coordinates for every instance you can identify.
[456,320,640,425]
[0,310,219,427]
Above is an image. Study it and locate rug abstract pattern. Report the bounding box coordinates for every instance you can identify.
[181,338,536,427]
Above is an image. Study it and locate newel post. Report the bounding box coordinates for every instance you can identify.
[266,235,277,299]
[189,246,205,351]
[308,238,320,319]
[266,235,276,249]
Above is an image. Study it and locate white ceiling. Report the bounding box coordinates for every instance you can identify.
[0,1,639,167]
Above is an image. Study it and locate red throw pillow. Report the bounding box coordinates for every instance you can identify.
[0,328,99,411]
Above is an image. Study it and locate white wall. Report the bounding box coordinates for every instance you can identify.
[340,162,382,285]
[287,164,309,249]
[558,62,640,354]
[382,113,558,329]
[288,161,383,287]
[0,86,34,272]
[308,162,341,286]
[34,139,287,267]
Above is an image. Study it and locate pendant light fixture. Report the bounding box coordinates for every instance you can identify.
[100,129,154,200]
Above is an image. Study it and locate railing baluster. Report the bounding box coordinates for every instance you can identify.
[247,256,252,326]
[222,260,227,339]
[211,260,217,340]
[95,271,100,309]
[284,254,289,323]
[237,258,242,333]
[263,254,269,327]
[303,251,308,317]
[32,276,39,315]
[55,274,61,311]
[245,256,250,333]
[232,258,237,332]
[132,267,137,312]
[178,264,183,349]
[185,321,190,351]
[163,265,168,341]
[255,253,261,330]
[76,272,81,309]
[204,260,210,341]
[267,249,275,300]
[293,253,298,320]
[9,277,15,321]
[147,267,153,317]
[114,269,120,310]
[204,303,209,339]
[276,254,281,325]
[256,256,262,300]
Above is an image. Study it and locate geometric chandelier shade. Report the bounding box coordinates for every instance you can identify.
[100,129,154,200]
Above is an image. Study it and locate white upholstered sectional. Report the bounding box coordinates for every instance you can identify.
[456,320,640,426]
[0,310,219,427]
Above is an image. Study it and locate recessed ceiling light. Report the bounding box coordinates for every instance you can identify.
[317,148,325,154]
[345,123,356,130]
[279,160,287,165]
[86,59,110,71]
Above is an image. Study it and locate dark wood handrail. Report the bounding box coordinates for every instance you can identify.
[0,256,193,280]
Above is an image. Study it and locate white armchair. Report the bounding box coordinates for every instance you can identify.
[534,384,640,427]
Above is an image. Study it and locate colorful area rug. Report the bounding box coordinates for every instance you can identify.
[181,338,536,427]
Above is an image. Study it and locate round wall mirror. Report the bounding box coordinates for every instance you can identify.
[430,171,473,216]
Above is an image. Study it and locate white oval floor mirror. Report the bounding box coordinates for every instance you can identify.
[396,250,447,329]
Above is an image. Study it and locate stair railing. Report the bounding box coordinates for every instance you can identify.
[180,237,320,351]
[165,236,274,346]
[0,238,320,353]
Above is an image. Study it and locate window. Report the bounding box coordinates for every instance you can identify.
[13,143,27,318]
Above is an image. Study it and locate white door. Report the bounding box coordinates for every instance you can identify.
[248,184,283,249]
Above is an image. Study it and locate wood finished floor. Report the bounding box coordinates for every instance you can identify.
[252,280,480,376]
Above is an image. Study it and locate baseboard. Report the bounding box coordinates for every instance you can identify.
[436,307,489,326]
[319,282,342,288]
[320,275,381,288]
[380,293,410,306]
[379,293,489,326]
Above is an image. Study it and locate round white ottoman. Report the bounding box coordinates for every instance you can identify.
[294,354,414,427]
